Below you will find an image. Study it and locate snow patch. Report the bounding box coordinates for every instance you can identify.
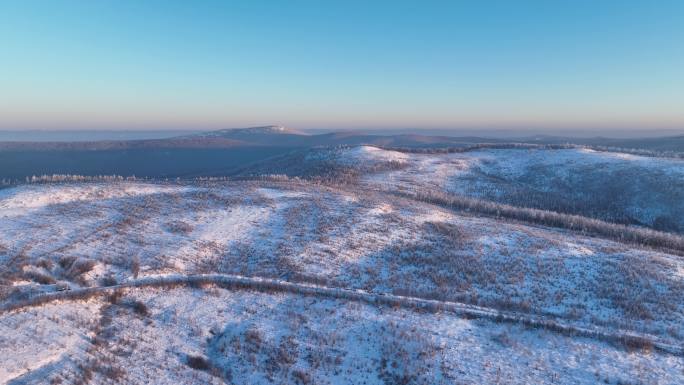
[337,146,408,166]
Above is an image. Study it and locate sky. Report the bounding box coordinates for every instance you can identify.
[1,0,683,131]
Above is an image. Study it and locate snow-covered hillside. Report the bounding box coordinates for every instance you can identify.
[3,287,682,385]
[1,150,683,384]
[191,125,308,138]
[302,145,684,233]
[0,178,684,383]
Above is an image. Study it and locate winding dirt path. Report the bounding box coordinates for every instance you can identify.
[2,273,681,356]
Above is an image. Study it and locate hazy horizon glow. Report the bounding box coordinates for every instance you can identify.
[1,0,683,131]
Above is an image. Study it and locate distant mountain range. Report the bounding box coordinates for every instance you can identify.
[2,125,684,152]
[0,125,505,151]
[1,125,683,180]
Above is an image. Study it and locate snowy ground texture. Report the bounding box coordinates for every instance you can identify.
[2,146,684,384]
[3,287,683,385]
[357,146,684,233]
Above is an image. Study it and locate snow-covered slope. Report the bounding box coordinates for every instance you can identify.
[333,145,408,165]
[313,146,684,233]
[190,125,308,138]
[2,181,683,337]
[3,287,681,385]
[2,173,683,383]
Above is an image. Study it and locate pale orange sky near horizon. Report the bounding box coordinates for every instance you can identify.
[2,1,683,131]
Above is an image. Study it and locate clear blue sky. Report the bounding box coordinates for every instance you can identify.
[1,0,682,130]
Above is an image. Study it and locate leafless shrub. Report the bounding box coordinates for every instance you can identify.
[0,286,12,302]
[76,357,126,383]
[2,286,32,303]
[130,256,140,279]
[101,275,117,287]
[107,290,123,304]
[75,362,94,385]
[275,335,299,365]
[0,252,29,284]
[58,255,78,270]
[165,220,193,235]
[65,258,97,281]
[378,322,444,385]
[125,299,149,317]
[289,272,329,287]
[35,258,54,270]
[186,354,211,371]
[24,270,57,285]
[93,361,126,381]
[292,369,312,385]
[424,221,470,249]
[244,327,264,350]
[491,330,513,347]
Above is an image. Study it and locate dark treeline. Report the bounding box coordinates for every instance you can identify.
[405,189,684,256]
[382,142,684,159]
[381,143,574,153]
